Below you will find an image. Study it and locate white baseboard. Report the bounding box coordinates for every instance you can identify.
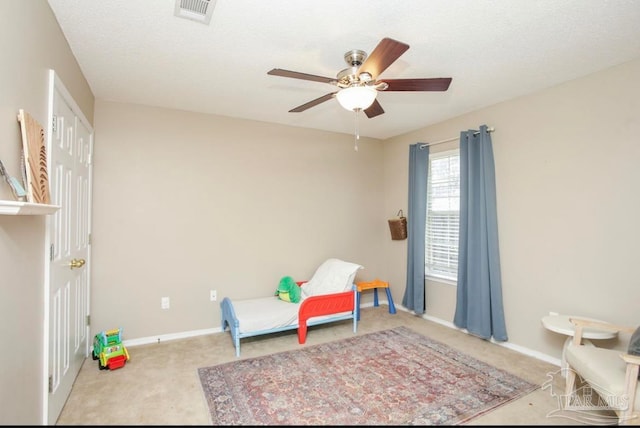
[417,310,561,367]
[122,327,221,347]
[364,301,562,367]
[121,301,561,368]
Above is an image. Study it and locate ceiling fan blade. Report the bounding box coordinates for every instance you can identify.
[268,68,335,84]
[289,92,337,112]
[364,99,385,118]
[381,78,452,92]
[357,38,409,80]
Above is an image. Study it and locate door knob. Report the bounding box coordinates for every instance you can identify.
[69,258,86,269]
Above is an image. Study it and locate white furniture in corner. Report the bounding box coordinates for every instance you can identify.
[541,313,618,376]
[564,318,639,425]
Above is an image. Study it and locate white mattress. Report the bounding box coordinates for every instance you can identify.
[232,295,353,335]
[232,296,301,334]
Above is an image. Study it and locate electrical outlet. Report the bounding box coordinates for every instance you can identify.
[210,290,217,302]
[161,297,170,309]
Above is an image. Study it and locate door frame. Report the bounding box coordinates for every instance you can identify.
[42,69,94,424]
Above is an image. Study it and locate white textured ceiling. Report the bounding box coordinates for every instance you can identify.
[47,0,640,140]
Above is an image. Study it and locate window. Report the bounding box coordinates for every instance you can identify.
[425,149,460,281]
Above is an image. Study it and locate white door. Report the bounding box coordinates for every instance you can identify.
[45,71,93,425]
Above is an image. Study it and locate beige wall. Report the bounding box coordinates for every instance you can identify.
[94,58,640,363]
[383,58,640,359]
[0,1,94,424]
[90,101,385,340]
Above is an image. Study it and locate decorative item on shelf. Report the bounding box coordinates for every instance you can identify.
[0,159,27,200]
[17,109,50,204]
[388,209,407,240]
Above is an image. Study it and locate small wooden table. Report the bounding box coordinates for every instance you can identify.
[355,279,397,321]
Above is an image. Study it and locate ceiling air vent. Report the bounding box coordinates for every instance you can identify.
[174,0,216,25]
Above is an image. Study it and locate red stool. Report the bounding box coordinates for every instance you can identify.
[355,279,397,321]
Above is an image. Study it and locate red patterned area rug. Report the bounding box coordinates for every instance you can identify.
[198,326,538,425]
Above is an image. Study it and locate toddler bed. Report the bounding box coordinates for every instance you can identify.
[220,258,363,357]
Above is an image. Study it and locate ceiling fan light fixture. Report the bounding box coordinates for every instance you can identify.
[336,86,376,111]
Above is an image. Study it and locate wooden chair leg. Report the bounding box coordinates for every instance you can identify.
[619,363,639,424]
[565,366,577,405]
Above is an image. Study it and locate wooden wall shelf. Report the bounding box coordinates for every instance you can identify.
[0,200,60,215]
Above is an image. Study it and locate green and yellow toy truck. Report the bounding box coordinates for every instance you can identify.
[92,328,130,370]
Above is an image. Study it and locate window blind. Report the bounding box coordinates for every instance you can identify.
[425,150,460,280]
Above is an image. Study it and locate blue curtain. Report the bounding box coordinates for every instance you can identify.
[453,125,508,341]
[402,143,429,314]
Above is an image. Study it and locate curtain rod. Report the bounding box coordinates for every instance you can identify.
[420,127,495,149]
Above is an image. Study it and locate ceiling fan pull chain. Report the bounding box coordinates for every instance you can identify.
[354,109,360,151]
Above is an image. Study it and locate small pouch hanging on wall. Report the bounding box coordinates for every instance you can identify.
[388,210,407,240]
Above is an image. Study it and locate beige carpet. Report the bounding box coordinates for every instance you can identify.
[57,306,588,425]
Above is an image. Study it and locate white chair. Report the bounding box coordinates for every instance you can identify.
[565,318,640,425]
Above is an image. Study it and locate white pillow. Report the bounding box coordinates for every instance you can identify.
[301,258,363,298]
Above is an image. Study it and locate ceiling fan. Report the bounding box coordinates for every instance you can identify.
[267,37,452,119]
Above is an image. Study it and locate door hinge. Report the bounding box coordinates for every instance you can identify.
[50,244,54,261]
[52,115,57,133]
[88,233,92,245]
[48,375,53,393]
[86,315,90,326]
